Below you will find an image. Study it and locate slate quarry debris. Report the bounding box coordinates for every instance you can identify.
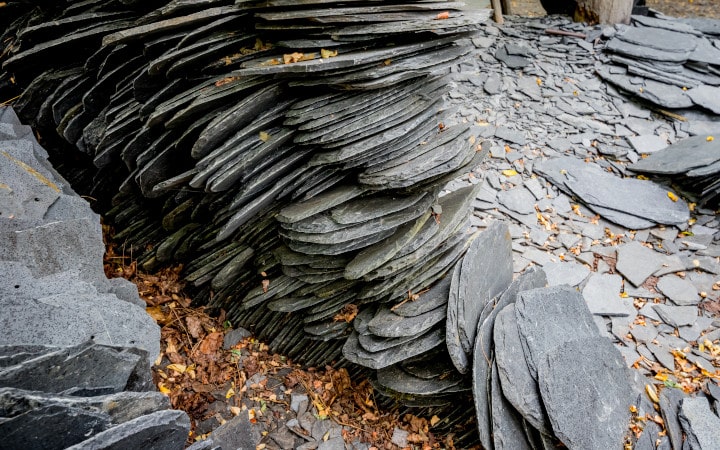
[4,2,720,449]
[0,107,190,450]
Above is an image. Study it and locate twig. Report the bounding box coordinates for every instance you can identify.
[0,94,21,106]
[545,28,587,39]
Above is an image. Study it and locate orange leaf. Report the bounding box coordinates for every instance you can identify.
[436,11,450,19]
[198,331,223,355]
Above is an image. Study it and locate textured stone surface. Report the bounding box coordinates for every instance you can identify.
[515,285,599,378]
[538,337,635,450]
[678,397,720,450]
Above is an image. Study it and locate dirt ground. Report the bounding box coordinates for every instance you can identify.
[648,0,720,19]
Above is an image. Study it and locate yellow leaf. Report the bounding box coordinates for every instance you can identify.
[158,383,171,395]
[636,174,649,180]
[536,78,542,86]
[259,131,270,142]
[430,415,441,427]
[645,384,659,403]
[707,136,714,142]
[654,373,668,382]
[620,292,629,298]
[166,363,187,374]
[502,169,518,177]
[226,387,236,399]
[320,48,338,59]
[667,192,679,202]
[629,405,637,413]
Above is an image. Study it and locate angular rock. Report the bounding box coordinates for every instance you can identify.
[678,397,720,450]
[65,410,190,450]
[537,337,635,450]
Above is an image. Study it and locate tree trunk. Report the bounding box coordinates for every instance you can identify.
[575,0,633,24]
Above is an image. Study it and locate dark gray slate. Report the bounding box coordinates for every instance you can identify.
[542,262,590,287]
[392,275,451,318]
[343,329,444,370]
[0,293,160,364]
[534,156,689,229]
[1,404,111,449]
[490,360,533,450]
[65,409,190,450]
[0,341,150,394]
[515,285,599,378]
[367,305,446,339]
[656,275,700,306]
[678,397,720,450]
[652,304,698,328]
[688,85,720,114]
[616,241,667,287]
[493,305,550,434]
[582,273,636,317]
[456,221,513,354]
[376,364,462,396]
[659,387,687,450]
[537,337,635,450]
[628,135,720,175]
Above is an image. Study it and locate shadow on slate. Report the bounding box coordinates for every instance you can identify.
[0,1,497,446]
[475,281,640,450]
[0,106,190,449]
[628,134,720,207]
[534,155,690,230]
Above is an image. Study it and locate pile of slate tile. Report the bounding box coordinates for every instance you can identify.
[0,106,190,449]
[628,134,720,207]
[596,14,720,115]
[534,155,691,229]
[0,0,490,370]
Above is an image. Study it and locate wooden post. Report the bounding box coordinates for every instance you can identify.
[575,0,633,24]
[491,0,505,24]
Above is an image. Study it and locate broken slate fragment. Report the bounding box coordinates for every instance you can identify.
[582,273,635,317]
[652,304,697,328]
[542,261,590,287]
[493,305,550,435]
[678,397,720,450]
[537,337,635,450]
[615,241,666,287]
[515,285,599,379]
[656,275,700,306]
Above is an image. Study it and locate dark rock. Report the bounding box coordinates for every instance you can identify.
[515,285,599,378]
[537,337,635,450]
[493,305,550,434]
[65,409,190,450]
[490,361,533,450]
[678,397,720,450]
[659,387,687,450]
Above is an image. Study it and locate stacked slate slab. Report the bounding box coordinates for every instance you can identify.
[0,107,190,449]
[1,1,491,373]
[597,13,720,119]
[627,134,720,207]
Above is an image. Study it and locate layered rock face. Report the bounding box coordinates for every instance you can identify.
[0,106,190,449]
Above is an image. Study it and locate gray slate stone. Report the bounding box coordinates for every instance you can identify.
[66,410,190,450]
[659,388,687,450]
[688,85,720,114]
[538,337,635,450]
[497,186,535,215]
[657,275,700,306]
[453,221,512,366]
[616,241,667,287]
[652,304,698,328]
[493,305,550,434]
[543,262,590,287]
[678,397,720,450]
[490,360,533,450]
[582,273,636,317]
[515,285,599,378]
